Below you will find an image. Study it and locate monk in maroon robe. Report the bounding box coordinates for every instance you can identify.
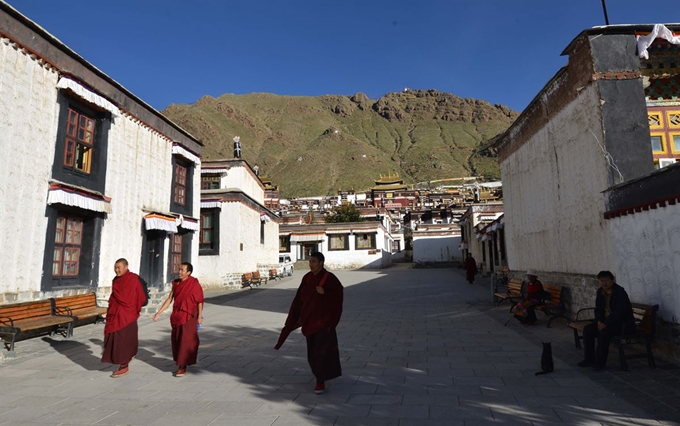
[153,262,204,377]
[464,253,478,284]
[102,258,146,377]
[276,252,343,394]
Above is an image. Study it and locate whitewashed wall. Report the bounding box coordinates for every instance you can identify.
[413,234,461,264]
[609,205,680,322]
[197,202,278,287]
[0,37,59,295]
[98,115,201,286]
[283,228,389,269]
[501,84,614,275]
[222,165,264,204]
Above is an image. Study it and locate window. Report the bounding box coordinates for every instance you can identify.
[170,156,193,215]
[201,176,220,190]
[199,209,219,255]
[667,111,680,128]
[650,134,666,153]
[392,240,401,253]
[174,164,187,205]
[648,112,663,129]
[672,134,680,153]
[329,234,349,251]
[63,108,95,174]
[355,233,376,250]
[279,236,291,252]
[171,234,182,273]
[52,215,83,277]
[260,221,265,245]
[53,96,109,194]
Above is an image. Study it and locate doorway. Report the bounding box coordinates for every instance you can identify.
[140,230,165,289]
[301,243,318,260]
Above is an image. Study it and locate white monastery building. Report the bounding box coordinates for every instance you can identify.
[0,3,203,301]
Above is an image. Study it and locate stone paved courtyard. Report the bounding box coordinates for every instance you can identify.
[1,265,679,425]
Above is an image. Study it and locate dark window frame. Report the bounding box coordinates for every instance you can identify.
[199,208,220,255]
[170,156,194,216]
[41,206,103,292]
[201,175,221,190]
[52,93,110,193]
[279,235,291,252]
[355,232,377,250]
[328,234,350,251]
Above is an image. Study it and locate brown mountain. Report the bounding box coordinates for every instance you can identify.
[162,89,518,198]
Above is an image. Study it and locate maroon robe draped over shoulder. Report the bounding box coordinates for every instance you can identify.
[464,257,478,282]
[102,271,146,364]
[170,276,204,366]
[276,268,343,382]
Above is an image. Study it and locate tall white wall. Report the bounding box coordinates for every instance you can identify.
[222,166,264,204]
[609,205,680,322]
[98,115,201,284]
[413,235,461,264]
[197,202,278,286]
[0,37,59,294]
[501,85,614,275]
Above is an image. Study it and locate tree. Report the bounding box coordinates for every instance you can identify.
[325,203,364,223]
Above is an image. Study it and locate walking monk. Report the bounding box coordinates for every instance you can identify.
[102,258,147,377]
[275,252,343,394]
[153,262,204,377]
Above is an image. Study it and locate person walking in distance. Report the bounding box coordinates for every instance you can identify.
[153,262,204,377]
[102,258,147,377]
[275,252,344,394]
[464,253,478,284]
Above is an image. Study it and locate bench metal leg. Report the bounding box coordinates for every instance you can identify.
[618,343,629,371]
[646,340,656,368]
[545,314,569,328]
[572,327,582,349]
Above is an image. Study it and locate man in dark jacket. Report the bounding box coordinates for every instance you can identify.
[578,271,635,371]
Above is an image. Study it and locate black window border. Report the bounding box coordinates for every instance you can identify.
[52,92,111,194]
[41,205,104,292]
[199,208,220,256]
[279,235,291,253]
[355,232,377,250]
[328,234,350,251]
[170,156,194,216]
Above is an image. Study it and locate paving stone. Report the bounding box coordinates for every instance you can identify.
[0,269,675,425]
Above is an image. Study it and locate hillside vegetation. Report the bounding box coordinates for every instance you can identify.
[163,89,518,198]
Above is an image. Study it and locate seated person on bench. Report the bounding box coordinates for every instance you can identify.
[514,269,544,325]
[578,270,634,371]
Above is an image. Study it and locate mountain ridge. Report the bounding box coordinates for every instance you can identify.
[162,89,518,198]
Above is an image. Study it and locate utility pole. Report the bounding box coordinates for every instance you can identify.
[601,0,610,25]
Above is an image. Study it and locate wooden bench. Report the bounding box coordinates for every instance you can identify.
[534,283,568,328]
[252,271,268,286]
[269,268,282,281]
[53,293,107,328]
[241,272,255,288]
[568,303,659,370]
[494,278,524,310]
[0,300,73,351]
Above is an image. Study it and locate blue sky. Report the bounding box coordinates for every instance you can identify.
[6,1,677,112]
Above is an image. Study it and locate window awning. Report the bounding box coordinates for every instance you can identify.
[201,200,222,209]
[172,144,201,165]
[201,168,229,175]
[325,230,351,234]
[260,214,271,222]
[144,213,178,233]
[47,183,112,214]
[291,234,325,242]
[176,214,200,231]
[57,76,121,116]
